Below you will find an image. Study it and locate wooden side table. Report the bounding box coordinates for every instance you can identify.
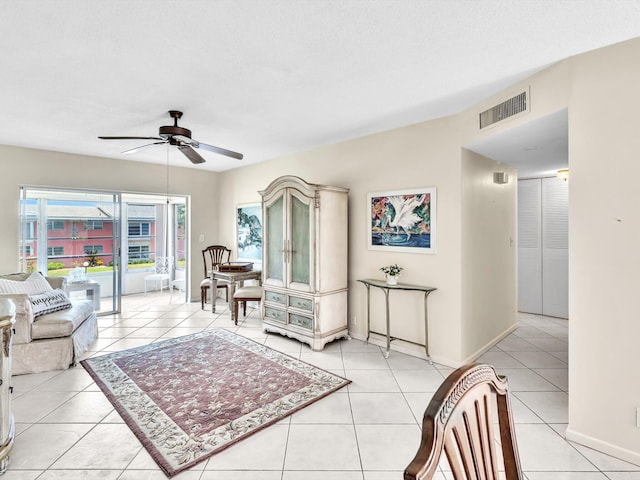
[358,279,436,360]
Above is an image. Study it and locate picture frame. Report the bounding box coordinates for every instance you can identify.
[367,187,436,253]
[236,203,263,263]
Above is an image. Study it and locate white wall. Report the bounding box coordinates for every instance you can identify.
[0,145,220,300]
[565,38,640,464]
[461,150,517,361]
[218,116,466,365]
[458,36,640,463]
[216,111,521,365]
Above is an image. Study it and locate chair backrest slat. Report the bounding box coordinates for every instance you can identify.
[202,245,231,277]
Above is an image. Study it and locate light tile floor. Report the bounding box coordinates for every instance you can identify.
[5,295,640,479]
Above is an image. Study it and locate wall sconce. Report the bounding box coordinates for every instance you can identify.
[493,172,509,184]
[557,169,569,181]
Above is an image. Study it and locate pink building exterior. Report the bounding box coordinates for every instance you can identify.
[21,202,186,271]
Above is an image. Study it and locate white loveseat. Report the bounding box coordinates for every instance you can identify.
[0,272,98,375]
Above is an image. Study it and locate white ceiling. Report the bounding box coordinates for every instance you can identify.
[2,1,640,175]
[466,109,569,179]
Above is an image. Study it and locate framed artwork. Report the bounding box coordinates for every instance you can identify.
[368,187,436,253]
[236,203,263,262]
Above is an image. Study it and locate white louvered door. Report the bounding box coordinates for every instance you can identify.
[518,179,543,314]
[541,177,569,318]
[518,177,568,318]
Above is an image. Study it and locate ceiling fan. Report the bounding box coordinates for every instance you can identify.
[98,110,243,164]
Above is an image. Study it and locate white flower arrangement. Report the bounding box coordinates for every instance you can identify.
[380,264,403,277]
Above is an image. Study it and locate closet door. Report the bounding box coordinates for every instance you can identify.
[517,177,568,318]
[541,177,569,318]
[518,179,543,314]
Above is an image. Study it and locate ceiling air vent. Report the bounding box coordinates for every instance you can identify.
[479,90,527,129]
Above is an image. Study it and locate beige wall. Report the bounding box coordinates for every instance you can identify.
[0,145,220,297]
[565,38,640,464]
[218,116,467,365]
[461,150,518,361]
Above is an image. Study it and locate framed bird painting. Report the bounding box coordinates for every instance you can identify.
[368,187,436,253]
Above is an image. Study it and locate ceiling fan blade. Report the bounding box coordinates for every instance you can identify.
[178,145,206,164]
[122,141,166,155]
[196,141,244,160]
[173,135,243,160]
[99,136,163,141]
[172,134,195,145]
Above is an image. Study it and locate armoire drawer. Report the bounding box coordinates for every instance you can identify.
[288,295,313,312]
[264,306,286,323]
[288,313,313,330]
[264,290,286,305]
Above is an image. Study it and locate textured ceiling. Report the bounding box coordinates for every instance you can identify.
[1,1,640,174]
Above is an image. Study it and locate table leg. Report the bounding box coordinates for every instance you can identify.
[424,291,433,364]
[384,288,390,359]
[228,281,237,323]
[211,277,218,313]
[90,284,101,311]
[365,285,371,344]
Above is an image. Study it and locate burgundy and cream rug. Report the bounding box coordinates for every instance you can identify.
[81,328,350,477]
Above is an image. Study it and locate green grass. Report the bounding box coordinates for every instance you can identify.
[46,263,155,276]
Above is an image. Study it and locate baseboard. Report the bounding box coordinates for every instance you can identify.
[348,323,517,368]
[348,331,459,368]
[459,323,518,365]
[565,427,640,467]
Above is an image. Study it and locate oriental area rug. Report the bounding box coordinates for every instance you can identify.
[81,328,350,477]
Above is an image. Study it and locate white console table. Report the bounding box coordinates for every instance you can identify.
[358,279,436,360]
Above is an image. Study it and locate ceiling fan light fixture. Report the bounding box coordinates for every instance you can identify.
[159,125,192,139]
[557,168,569,181]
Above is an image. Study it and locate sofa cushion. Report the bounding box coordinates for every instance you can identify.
[31,299,94,340]
[29,289,72,318]
[0,272,53,295]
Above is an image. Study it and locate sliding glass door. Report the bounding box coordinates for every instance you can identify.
[19,188,190,312]
[19,188,121,314]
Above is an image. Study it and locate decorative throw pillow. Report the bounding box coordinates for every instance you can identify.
[0,272,53,295]
[29,289,72,318]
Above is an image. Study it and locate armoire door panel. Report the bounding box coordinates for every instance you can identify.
[264,193,285,286]
[289,191,312,290]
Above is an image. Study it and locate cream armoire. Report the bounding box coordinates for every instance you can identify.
[259,175,349,350]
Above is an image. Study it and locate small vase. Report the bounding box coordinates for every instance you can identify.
[385,275,398,286]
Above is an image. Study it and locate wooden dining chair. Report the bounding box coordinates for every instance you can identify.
[404,363,524,480]
[232,285,263,325]
[200,245,231,309]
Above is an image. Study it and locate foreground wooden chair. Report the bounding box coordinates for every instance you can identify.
[404,363,523,480]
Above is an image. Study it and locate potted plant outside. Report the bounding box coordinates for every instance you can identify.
[380,264,403,285]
